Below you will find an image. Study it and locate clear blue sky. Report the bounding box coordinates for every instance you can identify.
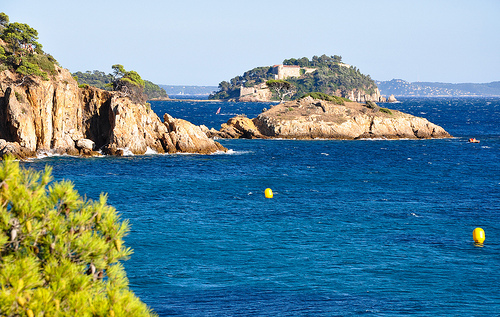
[3,0,500,85]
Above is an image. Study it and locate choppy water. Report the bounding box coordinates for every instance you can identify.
[24,98,500,316]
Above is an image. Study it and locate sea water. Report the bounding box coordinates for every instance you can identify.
[24,98,500,316]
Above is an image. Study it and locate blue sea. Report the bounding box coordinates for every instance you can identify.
[24,98,500,316]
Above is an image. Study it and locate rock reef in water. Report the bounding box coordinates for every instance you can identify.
[212,97,451,140]
[0,67,226,159]
[387,94,398,103]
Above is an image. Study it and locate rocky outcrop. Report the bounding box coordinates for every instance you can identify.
[212,97,451,140]
[162,114,226,154]
[0,67,226,159]
[217,116,266,139]
[346,88,387,103]
[387,94,398,103]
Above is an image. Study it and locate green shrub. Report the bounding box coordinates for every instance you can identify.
[30,54,56,75]
[16,60,48,80]
[121,70,145,88]
[300,92,347,105]
[365,101,379,109]
[0,156,156,316]
[14,91,24,102]
[0,46,6,63]
[380,107,393,115]
[143,80,168,99]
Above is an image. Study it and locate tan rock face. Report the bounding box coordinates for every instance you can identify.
[163,114,226,154]
[218,116,265,139]
[387,94,398,103]
[0,67,226,159]
[214,98,451,140]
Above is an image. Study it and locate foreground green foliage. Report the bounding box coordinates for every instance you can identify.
[0,156,156,316]
[209,54,377,100]
[300,92,350,105]
[0,13,58,80]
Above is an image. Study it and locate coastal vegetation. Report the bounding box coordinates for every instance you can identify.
[0,156,156,316]
[72,70,113,90]
[287,55,377,97]
[73,68,169,101]
[109,64,147,104]
[209,66,275,100]
[209,54,378,101]
[0,13,59,81]
[266,79,295,103]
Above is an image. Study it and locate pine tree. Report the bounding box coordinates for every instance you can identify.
[0,156,156,316]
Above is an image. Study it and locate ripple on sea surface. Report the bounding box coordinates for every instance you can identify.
[23,98,500,316]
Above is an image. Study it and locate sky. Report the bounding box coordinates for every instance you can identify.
[3,0,500,86]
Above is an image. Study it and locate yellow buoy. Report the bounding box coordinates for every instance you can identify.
[473,228,485,244]
[264,188,273,199]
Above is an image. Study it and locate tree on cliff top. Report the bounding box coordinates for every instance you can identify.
[111,64,147,104]
[283,54,343,67]
[1,21,42,55]
[266,79,295,103]
[0,13,9,30]
[73,69,168,100]
[0,13,58,82]
[0,156,157,316]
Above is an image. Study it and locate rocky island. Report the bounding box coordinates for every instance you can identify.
[210,55,394,103]
[210,95,451,140]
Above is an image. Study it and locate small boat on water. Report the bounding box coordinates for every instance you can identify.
[468,138,480,143]
[215,107,221,115]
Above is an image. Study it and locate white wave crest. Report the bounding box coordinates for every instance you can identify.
[145,147,158,155]
[212,149,252,155]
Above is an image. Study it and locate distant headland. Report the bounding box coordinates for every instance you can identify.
[377,79,500,97]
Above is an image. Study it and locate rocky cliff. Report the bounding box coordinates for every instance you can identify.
[345,87,387,103]
[212,97,451,140]
[0,67,226,159]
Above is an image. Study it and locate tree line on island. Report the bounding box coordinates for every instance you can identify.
[209,54,378,102]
